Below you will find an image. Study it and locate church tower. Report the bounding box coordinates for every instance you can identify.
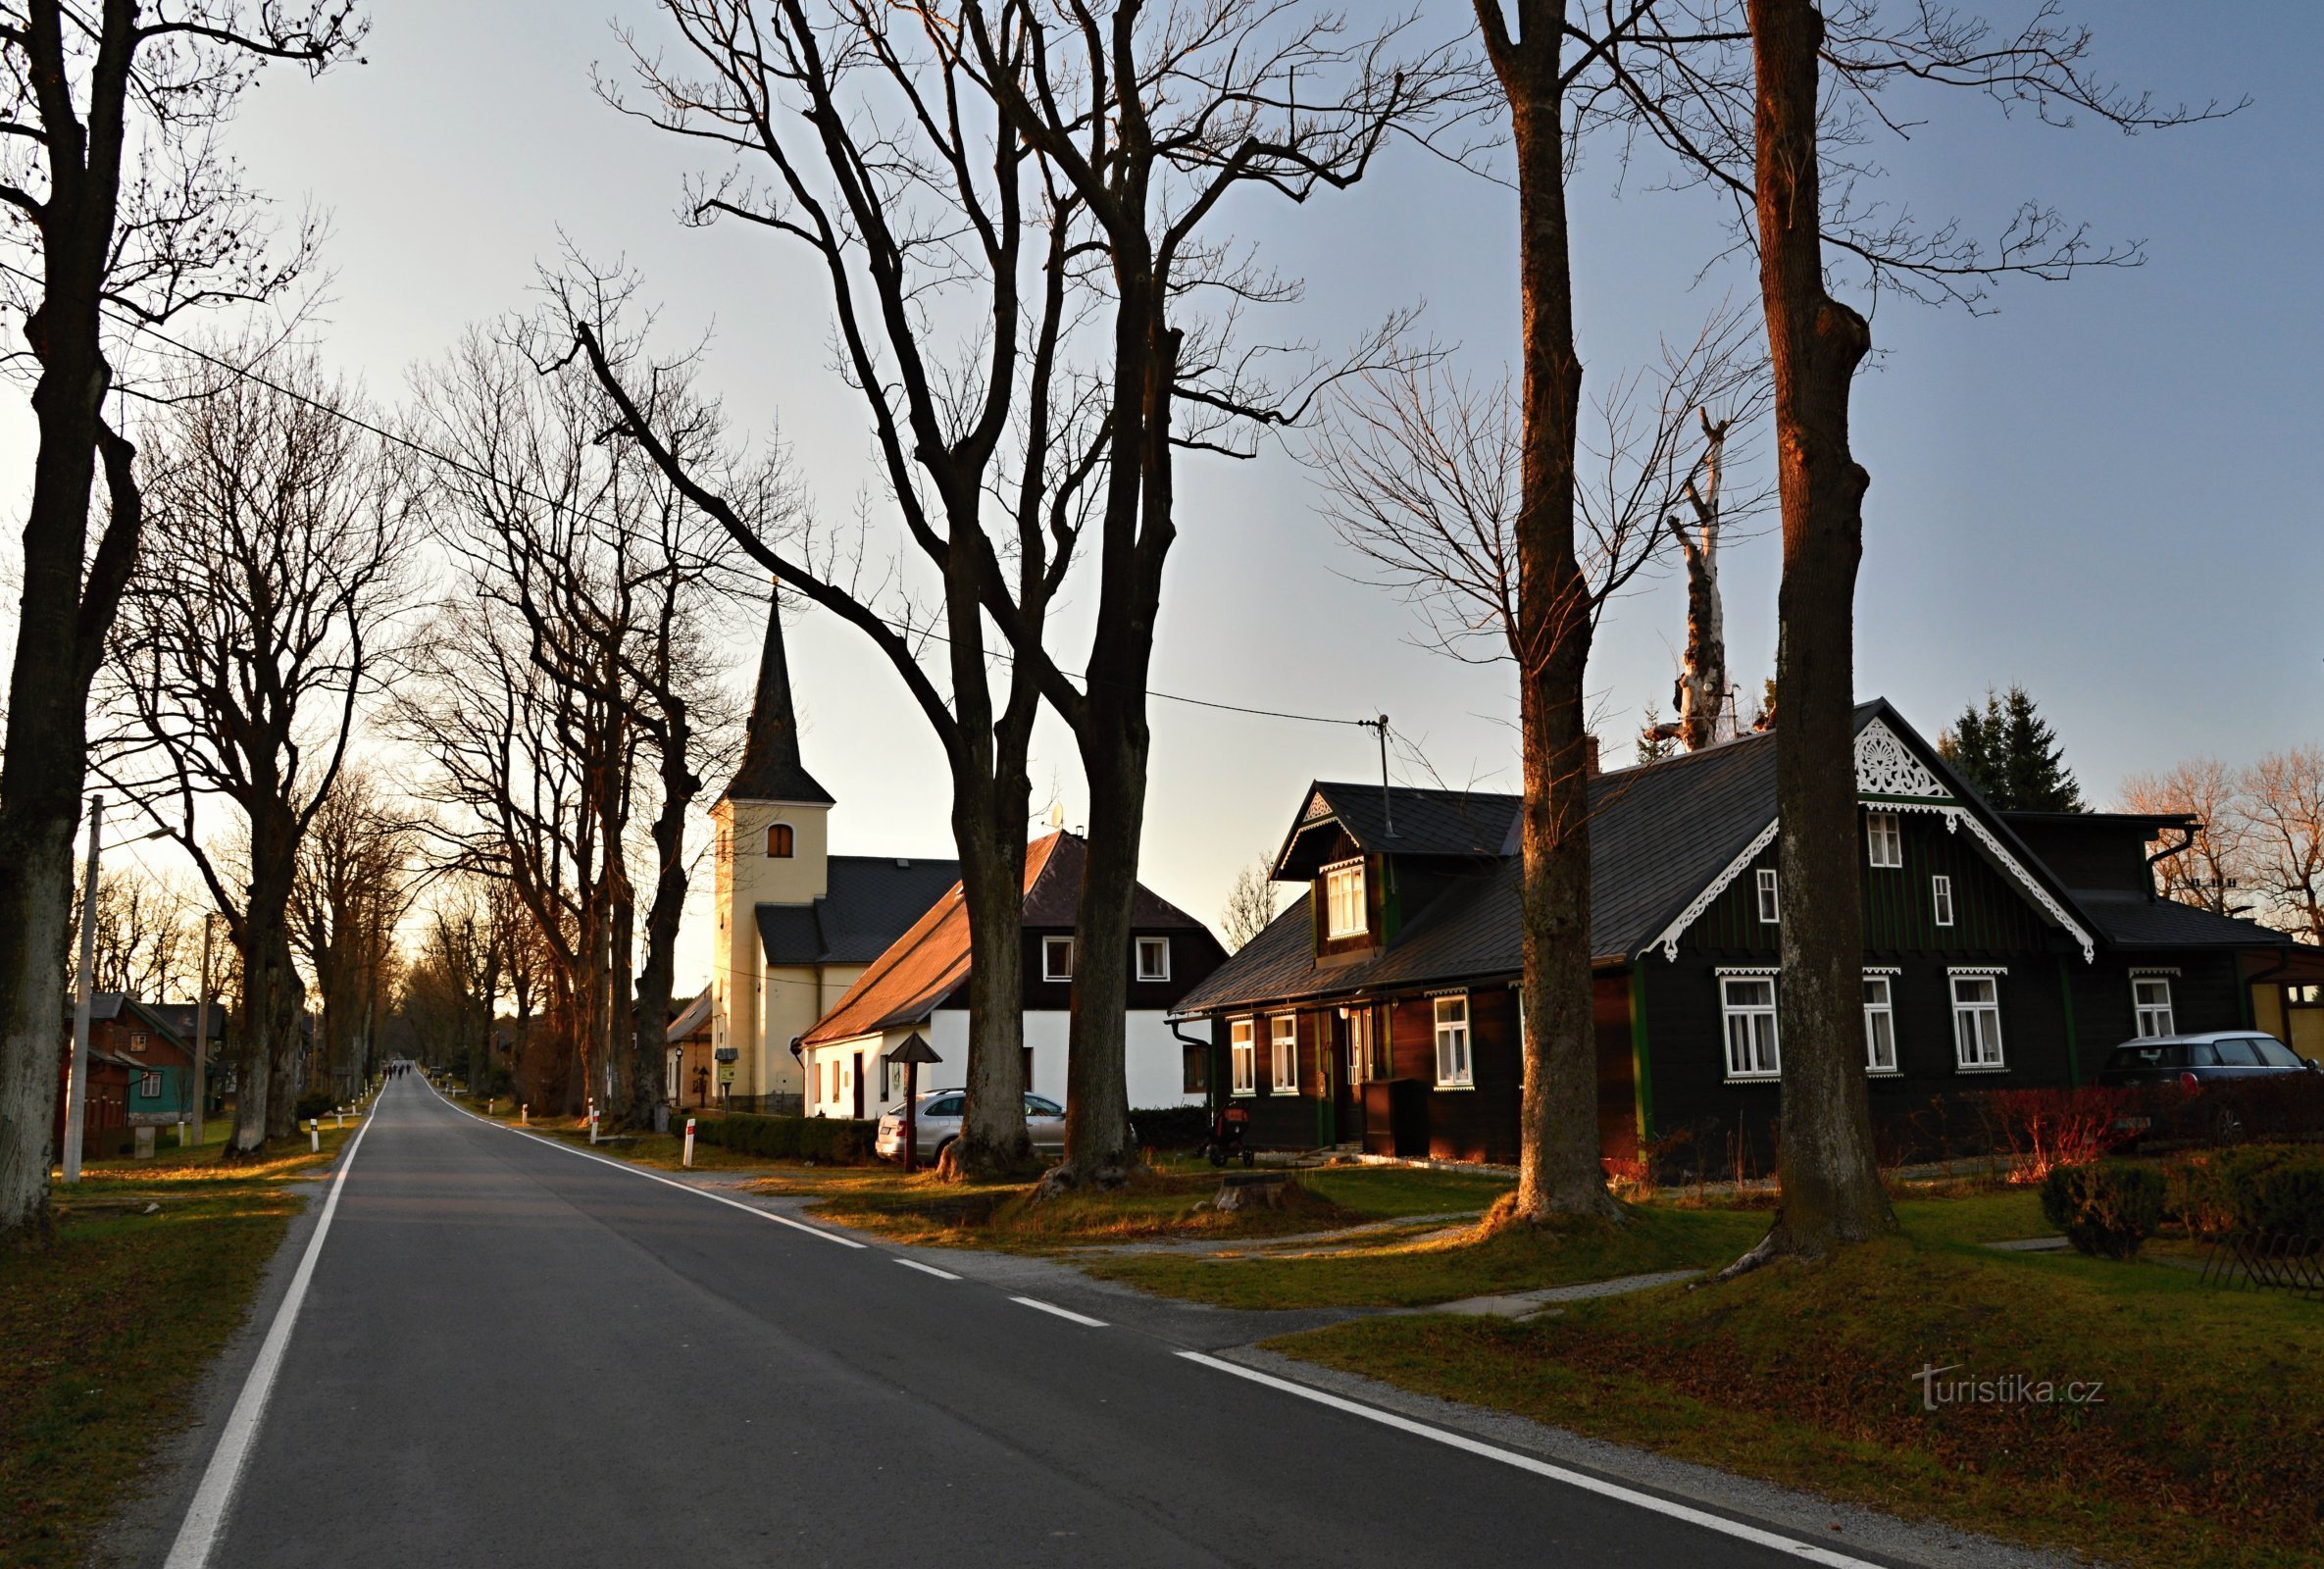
[712,587,834,1102]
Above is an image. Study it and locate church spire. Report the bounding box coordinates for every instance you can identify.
[722,584,834,805]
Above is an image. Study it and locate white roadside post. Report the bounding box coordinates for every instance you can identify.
[309,1120,320,1153]
[520,1103,529,1124]
[682,1117,696,1168]
[61,796,105,1184]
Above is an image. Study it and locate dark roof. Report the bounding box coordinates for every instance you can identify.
[756,854,964,967]
[722,590,834,805]
[2071,891,2291,950]
[1176,699,2249,1019]
[1276,782,1519,873]
[805,833,1209,1044]
[137,1000,226,1043]
[1178,733,1789,1014]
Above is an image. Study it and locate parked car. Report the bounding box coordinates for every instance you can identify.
[2096,1031,2317,1088]
[877,1088,1067,1163]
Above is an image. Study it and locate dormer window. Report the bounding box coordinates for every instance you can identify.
[766,823,794,858]
[1042,936,1075,982]
[1323,858,1367,938]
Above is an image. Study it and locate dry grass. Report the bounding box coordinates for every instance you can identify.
[1272,1208,2324,1568]
[3,1123,352,1569]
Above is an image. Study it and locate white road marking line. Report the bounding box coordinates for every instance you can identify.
[425,1077,866,1249]
[894,1257,961,1280]
[1176,1352,1883,1568]
[1010,1294,1108,1328]
[162,1112,376,1569]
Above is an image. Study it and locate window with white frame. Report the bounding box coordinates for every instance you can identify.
[1041,935,1075,982]
[1931,875,1954,927]
[1346,1007,1379,1084]
[1755,868,1780,924]
[138,1071,162,1098]
[1270,1015,1297,1093]
[1866,812,1903,868]
[1433,994,1472,1087]
[1722,976,1781,1079]
[1229,1018,1255,1094]
[1951,974,2006,1069]
[2133,976,2175,1038]
[1134,936,1171,982]
[1863,976,1898,1073]
[1323,859,1367,938]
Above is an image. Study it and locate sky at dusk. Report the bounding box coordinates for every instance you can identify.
[3,1,2315,997]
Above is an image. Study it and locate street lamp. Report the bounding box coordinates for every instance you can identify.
[61,797,176,1184]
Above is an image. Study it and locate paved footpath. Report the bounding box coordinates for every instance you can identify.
[151,1077,1929,1569]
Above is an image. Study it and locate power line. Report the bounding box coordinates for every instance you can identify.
[30,263,1376,734]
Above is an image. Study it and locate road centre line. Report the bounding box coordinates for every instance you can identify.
[1010,1294,1108,1328]
[426,1079,866,1250]
[894,1256,962,1280]
[1175,1352,1885,1569]
[162,1110,376,1569]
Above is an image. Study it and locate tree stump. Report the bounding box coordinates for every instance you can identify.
[1213,1173,1295,1212]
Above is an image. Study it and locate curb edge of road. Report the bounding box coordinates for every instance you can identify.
[87,1118,370,1569]
[1199,1343,2080,1569]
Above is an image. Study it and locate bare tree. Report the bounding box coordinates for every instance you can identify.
[291,766,419,1098]
[0,0,364,1240]
[98,350,414,1154]
[1582,0,2234,1269]
[2120,758,2247,916]
[579,0,1126,1174]
[940,0,1467,1193]
[1219,860,1282,953]
[1313,303,1765,1223]
[2236,747,2324,946]
[71,862,199,1000]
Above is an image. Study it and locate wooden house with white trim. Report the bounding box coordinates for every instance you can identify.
[1168,700,2294,1172]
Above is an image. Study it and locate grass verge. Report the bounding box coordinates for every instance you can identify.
[1269,1215,2324,1568]
[1085,1201,1769,1308]
[2,1126,352,1569]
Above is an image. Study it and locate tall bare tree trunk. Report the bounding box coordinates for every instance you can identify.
[946,787,1032,1175]
[1733,0,1895,1266]
[1673,415,1733,752]
[1483,0,1618,1226]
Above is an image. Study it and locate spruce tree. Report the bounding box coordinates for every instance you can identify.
[1940,685,2082,810]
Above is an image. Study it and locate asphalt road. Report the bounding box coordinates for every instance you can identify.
[170,1076,1887,1568]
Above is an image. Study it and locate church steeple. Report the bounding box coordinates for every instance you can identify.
[722,585,834,805]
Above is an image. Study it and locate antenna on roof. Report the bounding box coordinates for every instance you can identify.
[1361,716,1394,836]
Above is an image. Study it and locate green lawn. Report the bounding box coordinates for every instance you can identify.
[1271,1207,2321,1569]
[3,1124,352,1569]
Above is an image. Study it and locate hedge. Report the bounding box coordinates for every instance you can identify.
[682,1110,879,1164]
[1131,1105,1210,1150]
[2040,1161,2164,1260]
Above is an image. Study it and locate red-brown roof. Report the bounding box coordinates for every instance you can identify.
[801,833,1206,1045]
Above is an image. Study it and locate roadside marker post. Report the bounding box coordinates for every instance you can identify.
[520,1103,529,1124]
[308,1121,319,1153]
[682,1117,696,1168]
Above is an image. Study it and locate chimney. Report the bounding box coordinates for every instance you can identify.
[1585,735,1602,777]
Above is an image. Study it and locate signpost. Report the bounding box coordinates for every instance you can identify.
[883,1033,941,1174]
[682,1116,697,1168]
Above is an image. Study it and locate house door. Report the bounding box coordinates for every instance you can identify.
[1336,1007,1372,1147]
[852,1051,867,1119]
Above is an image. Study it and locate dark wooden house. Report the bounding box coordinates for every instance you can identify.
[1170,701,2293,1172]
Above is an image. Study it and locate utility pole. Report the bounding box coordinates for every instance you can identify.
[190,914,216,1150]
[62,796,105,1184]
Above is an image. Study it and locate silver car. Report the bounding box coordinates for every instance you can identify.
[877,1088,1066,1162]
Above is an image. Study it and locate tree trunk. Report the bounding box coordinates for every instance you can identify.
[1495,17,1618,1226]
[0,235,118,1238]
[1675,422,1730,752]
[944,797,1031,1177]
[1050,721,1145,1189]
[1732,0,1895,1267]
[626,742,693,1131]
